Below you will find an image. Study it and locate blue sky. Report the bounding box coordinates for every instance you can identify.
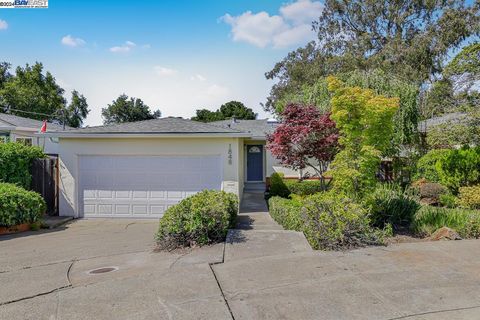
[0,0,323,125]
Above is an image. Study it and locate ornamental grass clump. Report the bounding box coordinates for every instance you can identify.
[366,183,420,229]
[412,205,480,238]
[156,190,238,250]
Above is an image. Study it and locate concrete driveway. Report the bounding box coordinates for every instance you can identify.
[1,214,480,320]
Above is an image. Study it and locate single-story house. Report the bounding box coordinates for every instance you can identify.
[43,117,308,219]
[0,113,67,154]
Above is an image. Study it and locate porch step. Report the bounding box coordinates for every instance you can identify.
[243,182,266,193]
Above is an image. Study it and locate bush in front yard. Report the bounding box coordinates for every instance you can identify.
[268,196,303,231]
[0,183,46,227]
[269,172,325,198]
[284,179,325,196]
[0,142,45,189]
[366,183,420,229]
[413,149,450,183]
[301,191,388,250]
[412,205,480,238]
[156,190,238,250]
[269,172,290,198]
[457,185,480,209]
[412,179,447,205]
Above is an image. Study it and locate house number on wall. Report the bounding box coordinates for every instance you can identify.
[228,144,233,165]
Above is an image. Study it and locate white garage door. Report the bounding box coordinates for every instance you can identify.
[78,155,222,218]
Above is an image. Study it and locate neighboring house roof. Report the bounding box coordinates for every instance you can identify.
[418,112,469,133]
[0,113,67,131]
[44,117,251,138]
[211,119,278,139]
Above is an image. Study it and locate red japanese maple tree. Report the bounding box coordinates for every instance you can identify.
[267,104,339,188]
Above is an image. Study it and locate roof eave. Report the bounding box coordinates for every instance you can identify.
[36,132,252,139]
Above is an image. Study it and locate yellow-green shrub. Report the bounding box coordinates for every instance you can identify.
[457,185,480,209]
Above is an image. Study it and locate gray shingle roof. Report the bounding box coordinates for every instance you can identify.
[418,112,469,133]
[62,117,246,134]
[210,119,278,138]
[0,113,67,131]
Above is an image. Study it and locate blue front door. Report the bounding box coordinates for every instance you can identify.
[247,145,263,181]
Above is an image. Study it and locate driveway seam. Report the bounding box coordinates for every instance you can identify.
[0,285,71,306]
[386,305,480,319]
[0,248,152,274]
[0,260,75,307]
[208,262,235,320]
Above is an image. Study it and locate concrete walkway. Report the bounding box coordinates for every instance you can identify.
[2,194,480,319]
[225,192,311,262]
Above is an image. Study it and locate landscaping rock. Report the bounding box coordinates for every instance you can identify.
[429,227,462,241]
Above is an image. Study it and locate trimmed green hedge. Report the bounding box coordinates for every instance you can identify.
[156,190,238,249]
[0,183,46,227]
[268,196,303,231]
[269,172,325,198]
[0,143,45,189]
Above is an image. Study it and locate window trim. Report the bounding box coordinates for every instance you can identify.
[15,137,33,146]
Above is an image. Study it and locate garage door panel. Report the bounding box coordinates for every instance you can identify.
[79,155,222,218]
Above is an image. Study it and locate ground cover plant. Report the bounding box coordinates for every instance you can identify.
[156,190,238,250]
[0,183,46,227]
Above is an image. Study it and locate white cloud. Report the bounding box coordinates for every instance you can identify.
[273,24,312,48]
[61,35,86,47]
[190,74,207,81]
[221,0,322,48]
[142,44,151,49]
[109,41,136,53]
[280,0,323,25]
[0,19,7,30]
[153,66,178,76]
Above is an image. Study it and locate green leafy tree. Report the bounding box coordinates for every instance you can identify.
[444,42,480,91]
[342,70,420,147]
[192,101,256,122]
[219,101,256,120]
[0,62,90,127]
[102,94,161,124]
[191,109,222,122]
[65,90,89,128]
[0,62,66,119]
[265,0,480,113]
[327,77,399,198]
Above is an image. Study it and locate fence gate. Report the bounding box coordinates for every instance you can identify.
[31,156,59,216]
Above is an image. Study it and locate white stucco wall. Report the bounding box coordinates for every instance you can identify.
[58,137,243,218]
[9,130,60,154]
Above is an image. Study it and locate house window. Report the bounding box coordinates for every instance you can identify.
[15,137,33,146]
[248,146,261,153]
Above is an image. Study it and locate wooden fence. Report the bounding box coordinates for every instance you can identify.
[31,156,59,216]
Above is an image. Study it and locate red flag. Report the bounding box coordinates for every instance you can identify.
[40,120,47,133]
